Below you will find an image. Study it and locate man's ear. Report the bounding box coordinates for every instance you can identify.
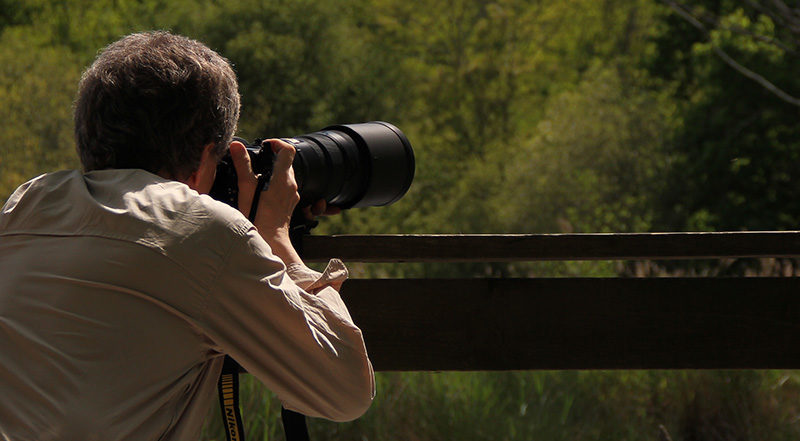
[186,143,219,194]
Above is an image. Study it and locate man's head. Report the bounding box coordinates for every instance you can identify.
[74,31,240,181]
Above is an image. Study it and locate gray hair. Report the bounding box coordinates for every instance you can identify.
[74,31,240,179]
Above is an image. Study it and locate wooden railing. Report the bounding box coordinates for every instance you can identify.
[302,232,800,371]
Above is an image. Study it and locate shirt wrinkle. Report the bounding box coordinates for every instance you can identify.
[0,169,373,439]
[194,224,241,346]
[0,231,200,286]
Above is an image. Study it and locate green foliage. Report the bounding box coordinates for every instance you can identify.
[2,0,800,440]
[199,370,800,441]
[0,31,81,198]
[646,1,800,231]
[170,0,405,138]
[501,64,676,235]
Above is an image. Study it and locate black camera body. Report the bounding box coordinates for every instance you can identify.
[209,122,415,210]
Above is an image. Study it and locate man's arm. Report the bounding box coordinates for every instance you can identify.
[200,226,374,421]
[203,138,374,421]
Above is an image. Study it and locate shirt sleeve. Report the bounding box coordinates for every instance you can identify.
[199,224,375,422]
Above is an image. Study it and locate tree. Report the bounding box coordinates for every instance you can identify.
[0,30,81,200]
[501,65,675,235]
[647,1,800,232]
[660,0,800,107]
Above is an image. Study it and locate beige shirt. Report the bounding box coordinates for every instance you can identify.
[0,169,374,441]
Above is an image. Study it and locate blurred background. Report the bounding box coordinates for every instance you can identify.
[2,0,800,439]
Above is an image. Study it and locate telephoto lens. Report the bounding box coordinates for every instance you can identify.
[210,121,415,210]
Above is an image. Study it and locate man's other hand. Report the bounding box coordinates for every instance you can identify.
[301,199,341,220]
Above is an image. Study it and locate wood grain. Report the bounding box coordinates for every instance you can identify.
[301,232,800,262]
[342,278,800,371]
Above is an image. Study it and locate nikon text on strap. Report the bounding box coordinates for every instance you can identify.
[218,356,246,441]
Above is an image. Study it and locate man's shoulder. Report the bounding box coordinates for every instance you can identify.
[95,169,254,246]
[1,170,84,232]
[1,169,253,250]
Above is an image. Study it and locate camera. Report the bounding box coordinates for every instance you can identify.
[209,122,415,210]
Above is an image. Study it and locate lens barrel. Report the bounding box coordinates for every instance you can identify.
[288,121,415,208]
[209,122,415,210]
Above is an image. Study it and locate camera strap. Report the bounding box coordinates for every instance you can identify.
[217,173,311,441]
[247,174,269,220]
[218,356,246,441]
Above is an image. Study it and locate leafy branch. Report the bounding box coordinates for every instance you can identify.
[660,0,800,107]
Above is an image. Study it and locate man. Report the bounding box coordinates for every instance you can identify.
[0,31,374,440]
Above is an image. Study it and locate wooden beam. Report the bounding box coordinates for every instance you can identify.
[343,278,800,371]
[302,232,800,262]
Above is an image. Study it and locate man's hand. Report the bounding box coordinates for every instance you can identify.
[230,139,302,265]
[301,199,342,220]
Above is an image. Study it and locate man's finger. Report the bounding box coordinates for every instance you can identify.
[230,141,257,217]
[264,139,296,173]
[301,205,314,220]
[230,141,256,185]
[311,199,326,217]
[302,200,342,219]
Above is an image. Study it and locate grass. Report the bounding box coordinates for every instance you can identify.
[200,370,800,441]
